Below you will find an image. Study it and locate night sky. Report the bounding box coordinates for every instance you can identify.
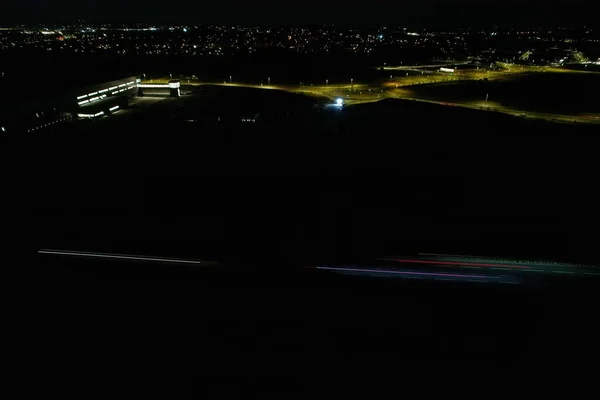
[0,0,597,26]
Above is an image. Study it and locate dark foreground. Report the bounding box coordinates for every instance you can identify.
[9,90,600,265]
[5,89,600,373]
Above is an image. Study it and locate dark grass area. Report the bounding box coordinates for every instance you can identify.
[5,88,599,267]
[407,72,600,114]
[6,85,600,370]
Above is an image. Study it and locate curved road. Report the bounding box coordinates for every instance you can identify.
[143,68,600,125]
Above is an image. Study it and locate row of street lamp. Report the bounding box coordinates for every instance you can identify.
[141,74,411,88]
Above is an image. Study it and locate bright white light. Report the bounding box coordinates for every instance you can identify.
[168,82,181,89]
[118,84,126,88]
[109,105,119,111]
[88,92,98,96]
[109,86,118,90]
[94,112,104,117]
[98,89,108,93]
[78,114,92,118]
[88,96,99,102]
[1,127,5,132]
[138,83,170,88]
[336,98,344,105]
[77,95,88,100]
[78,100,89,105]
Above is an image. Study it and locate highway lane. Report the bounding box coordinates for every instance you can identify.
[394,96,600,125]
[382,61,471,70]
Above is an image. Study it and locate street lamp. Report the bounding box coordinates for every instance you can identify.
[268,77,271,85]
[326,79,328,86]
[230,75,232,84]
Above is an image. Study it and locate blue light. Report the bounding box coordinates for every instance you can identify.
[336,98,343,105]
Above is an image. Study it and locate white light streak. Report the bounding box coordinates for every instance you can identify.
[38,250,205,265]
[109,105,119,111]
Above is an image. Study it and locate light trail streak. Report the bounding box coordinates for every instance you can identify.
[317,266,492,279]
[38,249,205,265]
[378,258,530,269]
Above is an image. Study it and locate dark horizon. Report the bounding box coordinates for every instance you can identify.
[1,0,598,27]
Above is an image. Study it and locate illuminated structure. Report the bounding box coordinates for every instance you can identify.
[0,76,140,131]
[137,80,181,97]
[73,77,138,120]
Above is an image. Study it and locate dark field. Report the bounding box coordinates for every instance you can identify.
[407,72,600,114]
[7,80,600,372]
[6,85,600,269]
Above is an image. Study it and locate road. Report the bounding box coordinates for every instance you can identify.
[141,64,600,125]
[397,97,600,125]
[382,61,471,70]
